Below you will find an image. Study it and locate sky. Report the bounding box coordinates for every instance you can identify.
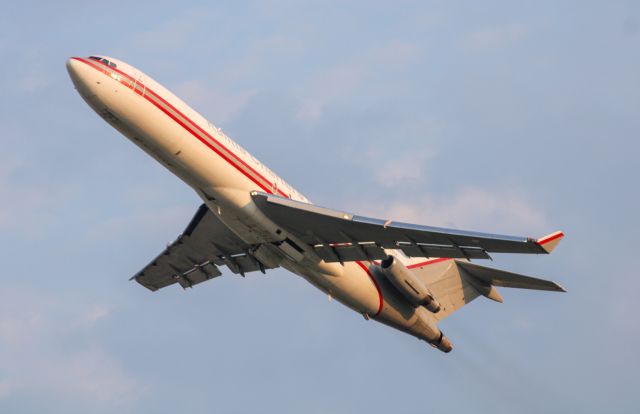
[1,0,639,412]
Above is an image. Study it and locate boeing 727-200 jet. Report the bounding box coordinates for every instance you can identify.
[67,55,565,353]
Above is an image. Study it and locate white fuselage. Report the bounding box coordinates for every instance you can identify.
[67,56,442,344]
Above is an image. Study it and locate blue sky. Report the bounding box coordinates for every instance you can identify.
[1,1,639,413]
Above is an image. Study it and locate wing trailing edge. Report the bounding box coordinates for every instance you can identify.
[250,192,562,262]
[132,204,277,291]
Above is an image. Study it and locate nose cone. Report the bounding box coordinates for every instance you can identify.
[66,57,88,84]
[66,57,81,81]
[66,57,93,96]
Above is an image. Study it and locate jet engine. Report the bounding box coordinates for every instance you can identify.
[432,331,453,353]
[380,255,441,313]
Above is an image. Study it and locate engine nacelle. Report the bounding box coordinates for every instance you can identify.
[431,332,453,353]
[380,255,441,313]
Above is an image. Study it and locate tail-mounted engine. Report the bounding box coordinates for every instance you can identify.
[380,255,441,313]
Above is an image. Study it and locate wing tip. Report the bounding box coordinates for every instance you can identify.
[130,275,159,292]
[536,231,564,253]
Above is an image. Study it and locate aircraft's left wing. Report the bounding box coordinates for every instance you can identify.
[132,204,275,291]
[251,192,563,263]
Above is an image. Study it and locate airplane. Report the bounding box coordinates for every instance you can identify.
[66,55,565,353]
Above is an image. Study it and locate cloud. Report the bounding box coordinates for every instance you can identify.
[0,157,21,227]
[84,204,195,243]
[38,347,140,407]
[147,35,302,132]
[374,151,434,187]
[462,23,528,51]
[216,34,306,84]
[349,186,548,234]
[17,71,50,93]
[173,80,258,125]
[0,155,63,236]
[296,41,421,124]
[355,144,436,189]
[131,8,212,51]
[75,304,113,329]
[0,379,12,399]
[0,288,141,409]
[0,48,50,94]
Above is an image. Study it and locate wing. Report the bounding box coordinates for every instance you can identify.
[251,192,564,263]
[132,204,276,291]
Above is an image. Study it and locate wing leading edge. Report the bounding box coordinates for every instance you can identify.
[132,204,276,291]
[251,192,564,263]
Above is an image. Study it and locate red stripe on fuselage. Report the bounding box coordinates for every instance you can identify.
[74,57,289,198]
[406,257,452,269]
[142,85,289,198]
[356,261,384,317]
[76,57,387,316]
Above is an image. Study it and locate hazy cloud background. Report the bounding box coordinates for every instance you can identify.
[1,1,638,413]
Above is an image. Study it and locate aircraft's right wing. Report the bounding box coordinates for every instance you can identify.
[132,204,276,291]
[251,192,564,263]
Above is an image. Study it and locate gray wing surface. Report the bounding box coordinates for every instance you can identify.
[251,192,557,263]
[132,204,274,291]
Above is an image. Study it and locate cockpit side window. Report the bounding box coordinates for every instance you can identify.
[88,56,117,68]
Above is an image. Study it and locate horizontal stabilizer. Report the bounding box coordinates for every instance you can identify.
[456,260,565,292]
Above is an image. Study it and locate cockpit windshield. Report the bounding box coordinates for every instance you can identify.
[88,56,117,68]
